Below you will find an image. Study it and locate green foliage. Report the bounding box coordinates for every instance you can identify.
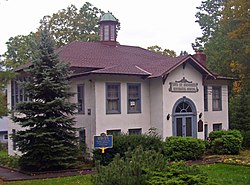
[92,146,166,185]
[0,91,8,117]
[209,130,243,155]
[209,129,243,140]
[92,133,164,165]
[229,92,250,131]
[93,147,216,185]
[241,131,250,149]
[147,45,176,57]
[0,155,19,169]
[164,136,206,161]
[147,162,218,185]
[44,2,105,48]
[12,20,78,172]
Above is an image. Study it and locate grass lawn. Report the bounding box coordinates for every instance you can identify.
[3,175,92,185]
[199,163,250,185]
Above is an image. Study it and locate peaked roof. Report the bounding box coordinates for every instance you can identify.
[57,41,215,79]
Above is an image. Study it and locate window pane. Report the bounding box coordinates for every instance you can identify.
[128,84,141,113]
[212,86,222,111]
[106,83,120,114]
[77,85,84,113]
[104,25,109,41]
[110,25,115,41]
[186,117,192,137]
[128,128,142,135]
[213,123,222,131]
[107,129,121,136]
[176,118,182,136]
[204,86,208,111]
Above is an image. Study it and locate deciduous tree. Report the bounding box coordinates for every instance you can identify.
[147,45,176,57]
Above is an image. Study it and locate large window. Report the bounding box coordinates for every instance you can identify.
[204,86,208,111]
[11,77,29,110]
[212,86,222,111]
[127,83,141,113]
[77,84,85,114]
[106,83,121,114]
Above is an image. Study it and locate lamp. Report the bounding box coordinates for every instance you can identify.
[167,114,170,120]
[199,113,202,119]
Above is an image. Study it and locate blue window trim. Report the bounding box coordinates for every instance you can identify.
[106,83,121,114]
[212,86,222,111]
[127,83,141,114]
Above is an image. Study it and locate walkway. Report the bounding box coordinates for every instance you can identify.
[0,166,93,182]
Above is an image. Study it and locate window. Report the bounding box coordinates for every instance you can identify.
[107,129,121,136]
[12,129,16,150]
[106,83,121,114]
[213,123,222,131]
[77,84,85,114]
[104,25,109,41]
[204,86,208,111]
[110,25,115,41]
[3,134,8,140]
[78,128,86,153]
[128,128,142,135]
[11,77,29,110]
[127,83,141,113]
[212,86,222,111]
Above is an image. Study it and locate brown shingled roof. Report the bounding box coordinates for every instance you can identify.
[16,41,217,79]
[57,41,192,78]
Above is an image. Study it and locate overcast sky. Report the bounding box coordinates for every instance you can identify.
[0,0,203,55]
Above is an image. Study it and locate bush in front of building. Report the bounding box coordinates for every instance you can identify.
[92,133,164,165]
[241,130,250,149]
[209,130,243,155]
[164,136,206,161]
[92,146,217,185]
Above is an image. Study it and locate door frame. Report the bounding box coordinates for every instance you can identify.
[172,97,197,138]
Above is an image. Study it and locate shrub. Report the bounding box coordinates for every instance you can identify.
[0,155,19,169]
[92,146,166,185]
[209,130,243,155]
[211,135,242,155]
[92,133,164,165]
[147,162,218,185]
[92,147,217,185]
[164,136,206,161]
[209,130,243,141]
[241,130,250,149]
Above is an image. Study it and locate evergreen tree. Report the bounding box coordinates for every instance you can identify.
[12,18,78,172]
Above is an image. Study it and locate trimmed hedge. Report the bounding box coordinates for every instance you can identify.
[164,136,206,161]
[209,130,243,155]
[93,133,164,165]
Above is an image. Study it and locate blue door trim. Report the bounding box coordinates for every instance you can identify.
[172,97,197,138]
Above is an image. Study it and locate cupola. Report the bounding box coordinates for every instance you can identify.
[99,12,119,45]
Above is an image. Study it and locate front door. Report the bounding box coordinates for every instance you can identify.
[176,116,193,137]
[173,98,197,138]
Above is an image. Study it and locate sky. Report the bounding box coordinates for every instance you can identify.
[0,0,203,55]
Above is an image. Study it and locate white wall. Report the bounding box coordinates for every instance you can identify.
[69,76,96,151]
[149,78,164,136]
[204,84,229,133]
[162,63,204,139]
[94,75,151,136]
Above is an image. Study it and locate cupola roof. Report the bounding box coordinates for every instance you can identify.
[100,12,117,22]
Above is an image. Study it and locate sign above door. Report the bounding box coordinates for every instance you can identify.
[169,77,198,92]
